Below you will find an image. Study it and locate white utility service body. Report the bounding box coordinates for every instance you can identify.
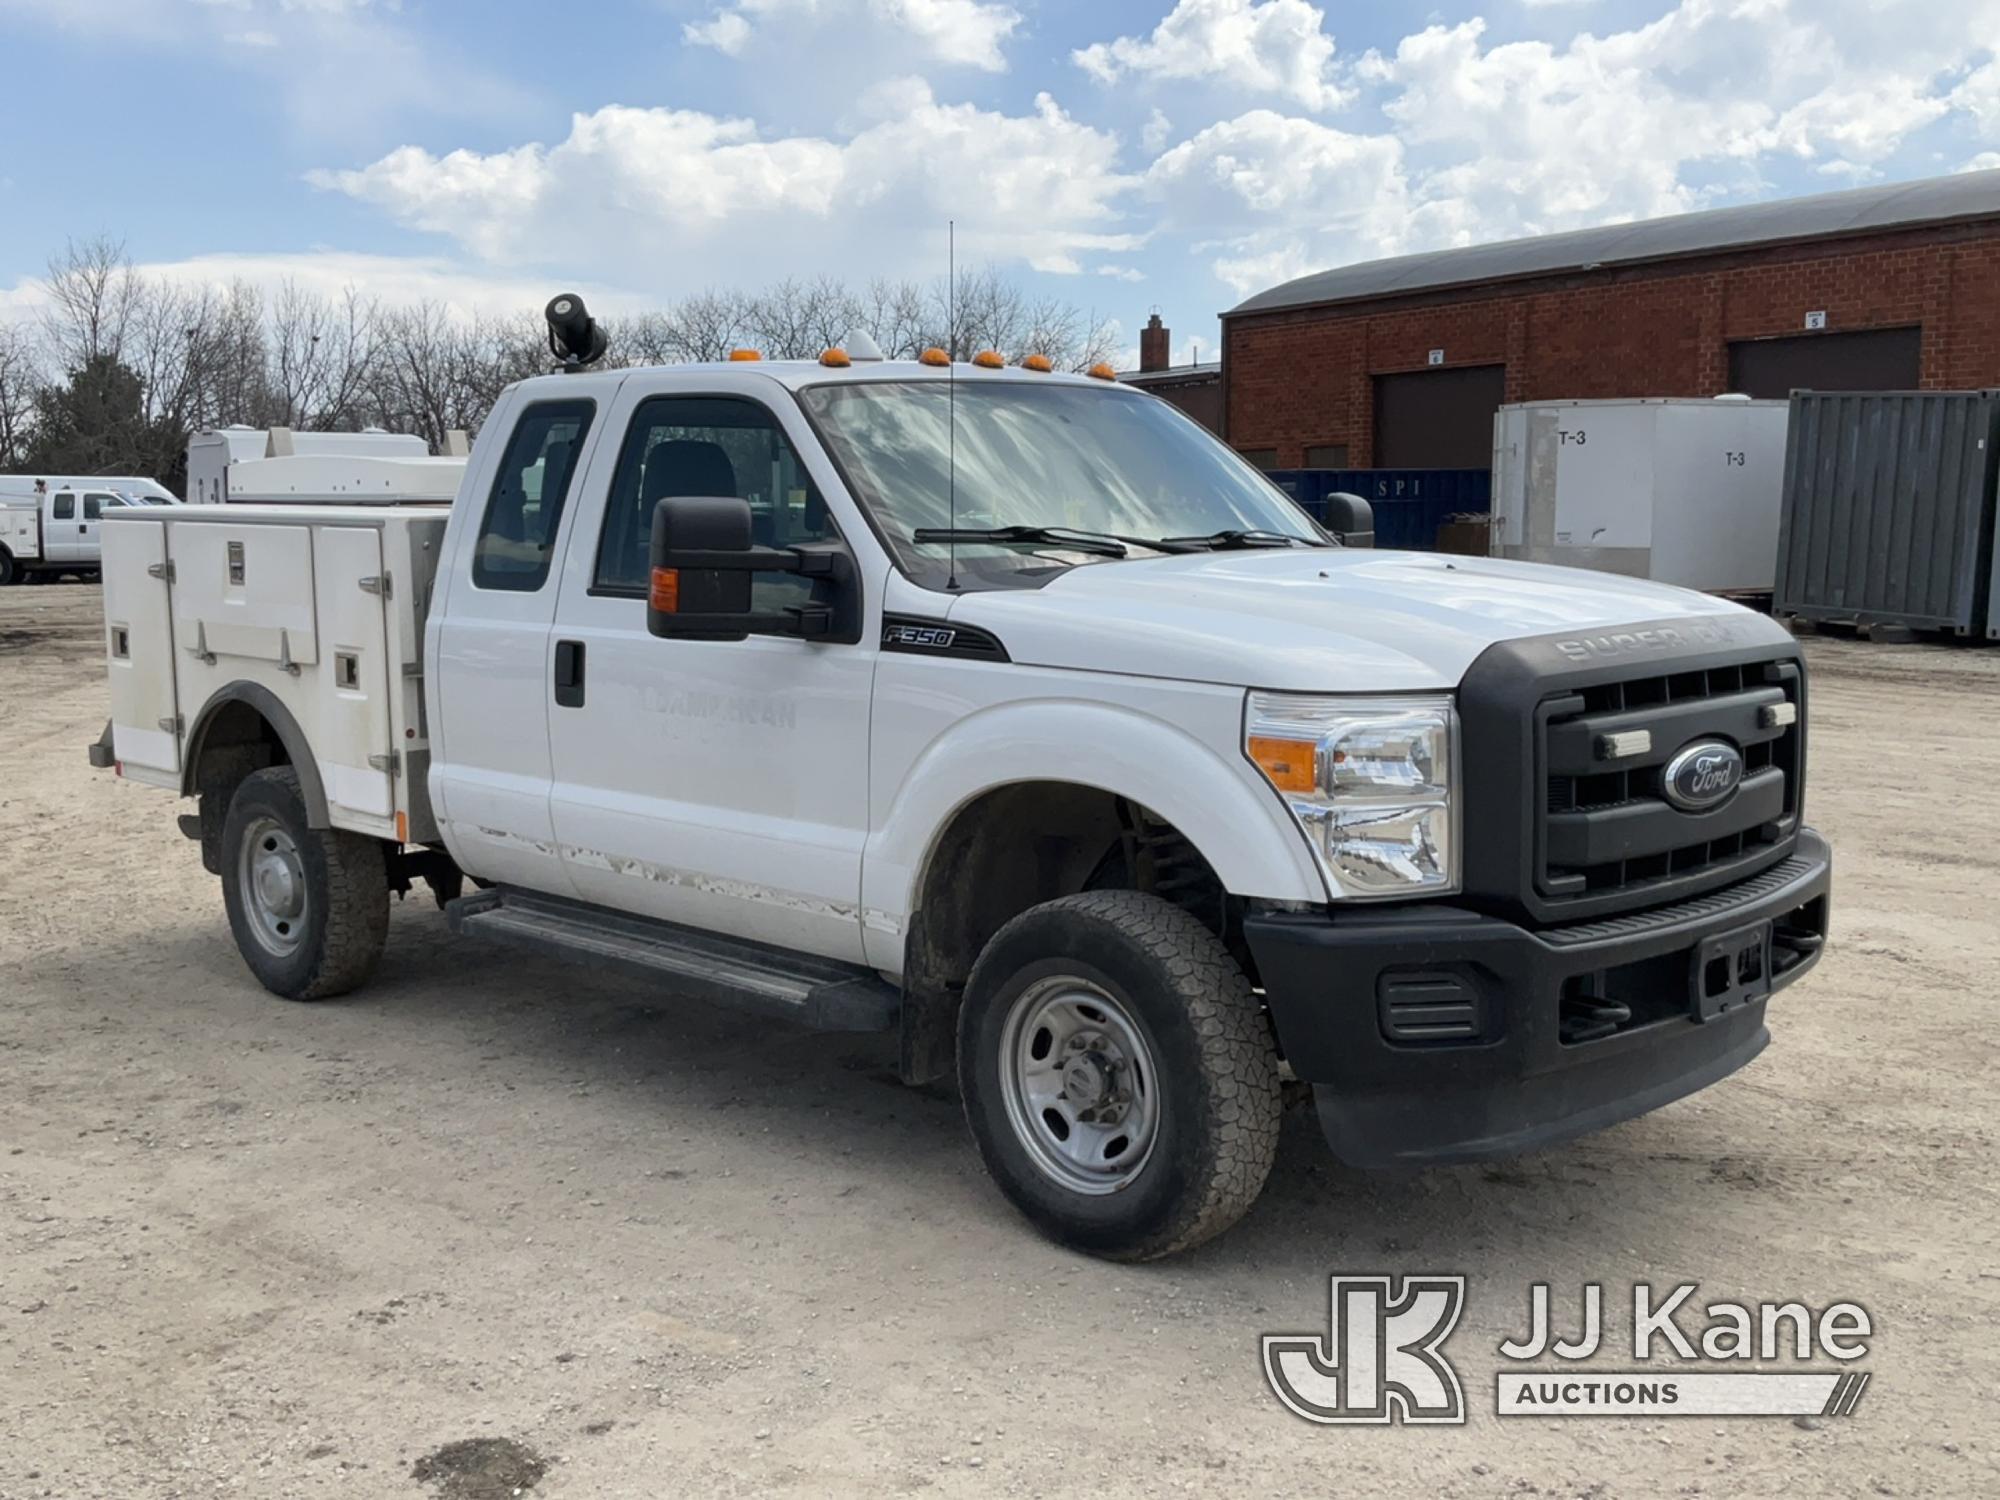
[97,345,1833,1259]
[1491,397,1791,594]
[102,503,442,841]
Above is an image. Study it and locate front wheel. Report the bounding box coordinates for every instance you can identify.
[958,890,1281,1260]
[220,767,389,1000]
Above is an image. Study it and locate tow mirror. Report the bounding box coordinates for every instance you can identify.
[647,494,853,642]
[648,495,754,640]
[1322,491,1374,548]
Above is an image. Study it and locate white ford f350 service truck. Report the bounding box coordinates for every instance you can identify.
[92,298,1831,1260]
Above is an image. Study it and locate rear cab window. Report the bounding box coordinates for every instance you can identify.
[472,400,596,591]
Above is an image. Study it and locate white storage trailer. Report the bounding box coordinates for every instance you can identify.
[1490,397,1790,595]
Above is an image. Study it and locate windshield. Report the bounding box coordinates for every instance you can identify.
[797,379,1320,590]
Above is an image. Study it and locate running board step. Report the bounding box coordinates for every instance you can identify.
[445,887,899,1033]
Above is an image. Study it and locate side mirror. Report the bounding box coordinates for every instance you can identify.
[648,495,754,640]
[646,494,854,642]
[1322,491,1374,548]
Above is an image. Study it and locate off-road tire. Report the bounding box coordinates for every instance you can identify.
[958,890,1281,1260]
[220,767,388,1000]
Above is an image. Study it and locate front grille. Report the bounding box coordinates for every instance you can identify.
[1538,659,1801,905]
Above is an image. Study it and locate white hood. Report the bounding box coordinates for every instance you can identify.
[949,549,1762,691]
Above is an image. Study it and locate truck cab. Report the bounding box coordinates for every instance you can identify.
[95,330,1832,1260]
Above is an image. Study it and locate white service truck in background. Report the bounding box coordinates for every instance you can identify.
[1,481,172,583]
[91,297,1832,1259]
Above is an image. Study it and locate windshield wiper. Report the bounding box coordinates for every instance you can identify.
[911,525,1133,559]
[1155,528,1323,551]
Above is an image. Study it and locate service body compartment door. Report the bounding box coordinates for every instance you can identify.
[172,522,320,668]
[313,526,396,823]
[101,518,180,776]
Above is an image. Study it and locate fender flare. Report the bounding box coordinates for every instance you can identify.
[181,681,332,828]
[861,699,1328,967]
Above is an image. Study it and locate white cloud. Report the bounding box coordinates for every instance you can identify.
[1128,3,2000,299]
[1355,6,2000,247]
[1952,58,2000,140]
[1144,111,1410,294]
[1966,152,2000,170]
[311,83,1137,288]
[684,0,1021,71]
[682,10,752,53]
[1074,0,1350,112]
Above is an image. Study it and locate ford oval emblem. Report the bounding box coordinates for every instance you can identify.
[1662,739,1745,812]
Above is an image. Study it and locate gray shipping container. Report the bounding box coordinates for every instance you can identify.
[1775,390,2000,638]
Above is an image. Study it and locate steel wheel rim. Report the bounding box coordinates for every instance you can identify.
[997,975,1160,1196]
[238,815,308,958]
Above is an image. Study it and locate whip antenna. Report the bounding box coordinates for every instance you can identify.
[946,218,959,592]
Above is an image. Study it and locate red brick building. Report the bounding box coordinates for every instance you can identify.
[1220,170,2000,471]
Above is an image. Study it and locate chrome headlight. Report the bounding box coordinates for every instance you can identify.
[1244,692,1459,899]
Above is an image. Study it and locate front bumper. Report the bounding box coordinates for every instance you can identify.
[1243,830,1832,1168]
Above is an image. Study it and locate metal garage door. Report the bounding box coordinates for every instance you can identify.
[1727,327,1921,399]
[1374,365,1507,468]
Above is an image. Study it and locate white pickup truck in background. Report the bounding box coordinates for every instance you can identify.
[1,482,172,583]
[91,296,1833,1259]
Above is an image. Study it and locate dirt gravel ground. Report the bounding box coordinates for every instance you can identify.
[2,581,1996,1499]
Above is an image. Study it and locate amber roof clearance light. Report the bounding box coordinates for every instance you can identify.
[918,347,951,367]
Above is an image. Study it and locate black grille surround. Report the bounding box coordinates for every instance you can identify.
[1458,611,1807,927]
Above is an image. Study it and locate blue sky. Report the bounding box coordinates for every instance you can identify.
[2,0,1997,364]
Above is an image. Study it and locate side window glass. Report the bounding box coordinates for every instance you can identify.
[594,395,837,629]
[53,492,75,520]
[471,399,595,592]
[84,494,107,520]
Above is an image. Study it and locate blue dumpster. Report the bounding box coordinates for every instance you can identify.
[1266,469,1491,551]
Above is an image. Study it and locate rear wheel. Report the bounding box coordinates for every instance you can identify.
[958,890,1281,1260]
[220,767,388,1000]
[0,551,17,585]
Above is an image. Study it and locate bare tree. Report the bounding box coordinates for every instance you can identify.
[858,278,928,358]
[745,274,859,359]
[41,237,142,371]
[0,321,41,468]
[662,289,752,364]
[269,281,380,430]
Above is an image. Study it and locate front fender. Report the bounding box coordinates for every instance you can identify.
[860,696,1328,971]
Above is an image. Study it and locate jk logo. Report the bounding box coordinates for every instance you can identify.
[1263,1275,1467,1425]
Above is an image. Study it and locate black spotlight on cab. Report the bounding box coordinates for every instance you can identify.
[545,292,608,372]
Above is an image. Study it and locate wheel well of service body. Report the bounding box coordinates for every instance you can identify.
[895,781,1236,1085]
[182,688,329,871]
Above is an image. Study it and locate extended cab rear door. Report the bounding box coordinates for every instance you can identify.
[428,387,609,893]
[543,369,877,964]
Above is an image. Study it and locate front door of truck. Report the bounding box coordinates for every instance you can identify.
[546,376,874,965]
[430,394,601,894]
[79,491,114,563]
[46,491,80,562]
